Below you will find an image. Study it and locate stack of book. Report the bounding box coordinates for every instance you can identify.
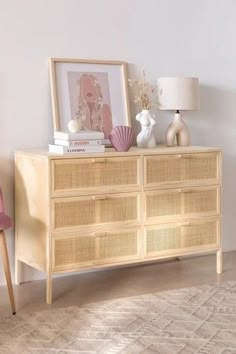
[49,130,105,154]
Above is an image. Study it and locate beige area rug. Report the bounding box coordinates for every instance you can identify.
[1,281,236,353]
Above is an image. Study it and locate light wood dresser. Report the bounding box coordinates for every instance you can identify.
[15,146,222,304]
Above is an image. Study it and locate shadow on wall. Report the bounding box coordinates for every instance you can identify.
[0,156,46,284]
[14,163,46,283]
[126,63,141,138]
[195,85,236,252]
[0,157,14,217]
[189,85,236,148]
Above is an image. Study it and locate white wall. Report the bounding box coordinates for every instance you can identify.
[0,0,235,283]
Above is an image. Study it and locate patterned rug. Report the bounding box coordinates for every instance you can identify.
[1,281,236,353]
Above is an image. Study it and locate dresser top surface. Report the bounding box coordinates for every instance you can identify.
[15,145,222,160]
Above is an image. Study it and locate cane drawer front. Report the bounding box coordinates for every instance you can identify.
[96,229,139,265]
[51,156,140,196]
[53,234,95,271]
[145,153,219,188]
[53,229,139,271]
[145,218,220,257]
[52,193,140,232]
[145,186,220,222]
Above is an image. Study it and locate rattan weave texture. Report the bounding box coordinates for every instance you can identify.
[54,231,138,268]
[54,236,95,267]
[146,153,217,184]
[146,220,217,254]
[53,158,138,192]
[54,195,138,229]
[146,188,218,218]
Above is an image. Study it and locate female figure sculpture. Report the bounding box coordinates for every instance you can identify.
[136,110,156,148]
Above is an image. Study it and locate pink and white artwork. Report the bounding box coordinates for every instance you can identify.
[67,72,113,138]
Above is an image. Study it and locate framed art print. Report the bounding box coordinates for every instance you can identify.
[49,58,131,144]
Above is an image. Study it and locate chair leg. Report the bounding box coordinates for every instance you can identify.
[0,231,16,314]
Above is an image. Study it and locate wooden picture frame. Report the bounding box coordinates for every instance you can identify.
[49,58,131,144]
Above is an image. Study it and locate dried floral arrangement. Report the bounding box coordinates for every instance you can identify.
[128,71,156,110]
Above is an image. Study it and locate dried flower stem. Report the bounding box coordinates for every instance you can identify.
[128,70,156,110]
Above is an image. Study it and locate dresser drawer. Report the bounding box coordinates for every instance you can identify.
[145,153,220,188]
[145,218,220,257]
[51,157,140,196]
[52,229,140,271]
[145,186,220,223]
[53,234,95,271]
[52,193,140,232]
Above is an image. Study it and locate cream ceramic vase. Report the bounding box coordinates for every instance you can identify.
[67,118,82,133]
[136,110,156,148]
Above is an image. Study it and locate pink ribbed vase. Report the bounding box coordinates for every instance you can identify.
[109,126,135,152]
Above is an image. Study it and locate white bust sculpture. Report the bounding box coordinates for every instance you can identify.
[136,110,156,148]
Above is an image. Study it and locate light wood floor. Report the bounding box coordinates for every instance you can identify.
[1,252,236,316]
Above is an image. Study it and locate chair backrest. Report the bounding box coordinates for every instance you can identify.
[0,188,5,213]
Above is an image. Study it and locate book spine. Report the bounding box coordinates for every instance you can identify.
[49,144,105,154]
[54,139,102,147]
[65,146,105,153]
[54,132,104,140]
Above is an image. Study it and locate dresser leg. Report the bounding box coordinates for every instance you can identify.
[46,273,52,304]
[217,249,222,274]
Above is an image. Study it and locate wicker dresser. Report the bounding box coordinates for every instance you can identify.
[15,146,222,304]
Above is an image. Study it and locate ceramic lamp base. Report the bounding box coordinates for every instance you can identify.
[166,112,190,147]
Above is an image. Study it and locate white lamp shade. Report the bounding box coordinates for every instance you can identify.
[157,77,199,111]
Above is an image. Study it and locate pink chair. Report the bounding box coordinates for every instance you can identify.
[0,188,16,314]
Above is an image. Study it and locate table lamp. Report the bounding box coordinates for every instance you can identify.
[157,77,199,146]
